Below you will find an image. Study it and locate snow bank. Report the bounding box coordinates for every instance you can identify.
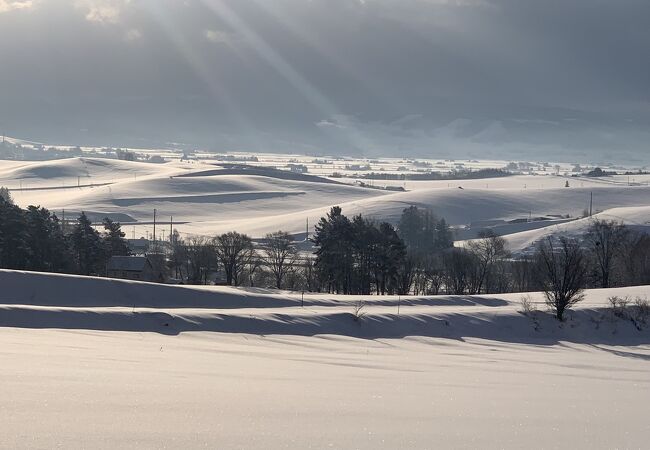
[1,270,649,346]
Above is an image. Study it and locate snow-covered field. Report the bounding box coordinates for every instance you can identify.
[1,269,649,448]
[2,154,649,447]
[2,156,649,250]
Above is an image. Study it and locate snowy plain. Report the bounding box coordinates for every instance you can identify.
[2,156,649,251]
[0,270,649,449]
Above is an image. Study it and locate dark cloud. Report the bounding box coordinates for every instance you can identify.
[0,0,648,163]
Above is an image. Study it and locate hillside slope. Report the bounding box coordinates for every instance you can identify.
[1,270,649,344]
[1,269,649,449]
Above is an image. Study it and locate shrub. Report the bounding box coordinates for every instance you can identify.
[352,300,367,322]
[634,297,649,325]
[608,296,630,319]
[519,295,537,316]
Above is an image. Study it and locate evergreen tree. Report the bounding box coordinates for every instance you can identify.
[102,218,130,257]
[0,186,12,204]
[371,222,406,295]
[434,218,454,251]
[0,197,30,269]
[48,213,75,273]
[312,206,355,294]
[397,205,426,252]
[350,215,378,295]
[70,212,105,275]
[397,206,454,258]
[25,206,62,271]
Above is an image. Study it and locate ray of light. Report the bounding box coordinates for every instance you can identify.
[142,0,263,151]
[199,0,376,153]
[248,0,406,114]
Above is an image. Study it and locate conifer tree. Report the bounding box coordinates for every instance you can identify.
[312,206,355,294]
[0,197,30,269]
[70,212,105,275]
[102,218,130,257]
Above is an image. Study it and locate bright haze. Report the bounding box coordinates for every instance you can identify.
[1,0,648,163]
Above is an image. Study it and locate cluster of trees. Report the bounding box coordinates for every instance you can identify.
[311,209,650,320]
[165,206,454,294]
[442,220,650,320]
[0,193,129,275]
[312,206,453,295]
[169,230,304,289]
[352,168,512,181]
[0,141,84,161]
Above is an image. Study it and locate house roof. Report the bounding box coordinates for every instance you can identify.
[107,256,149,272]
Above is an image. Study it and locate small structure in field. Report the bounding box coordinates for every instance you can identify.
[107,255,166,283]
[287,163,309,174]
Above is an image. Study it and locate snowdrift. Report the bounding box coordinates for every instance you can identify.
[1,270,649,345]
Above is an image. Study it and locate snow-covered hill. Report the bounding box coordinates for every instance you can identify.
[1,269,649,448]
[1,269,648,343]
[2,157,649,250]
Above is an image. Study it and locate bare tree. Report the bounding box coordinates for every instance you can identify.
[489,258,512,294]
[214,231,254,286]
[262,231,297,289]
[185,236,214,284]
[246,253,264,287]
[584,219,628,288]
[413,255,444,295]
[620,231,650,286]
[299,255,320,292]
[169,230,186,279]
[468,230,510,293]
[536,236,587,320]
[395,254,417,295]
[511,258,536,293]
[443,248,478,295]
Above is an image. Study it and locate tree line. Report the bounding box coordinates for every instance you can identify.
[166,205,453,295]
[168,205,649,313]
[0,191,130,275]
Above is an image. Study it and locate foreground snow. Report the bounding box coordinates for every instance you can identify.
[0,270,649,448]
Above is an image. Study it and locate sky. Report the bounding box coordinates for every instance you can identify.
[0,0,648,164]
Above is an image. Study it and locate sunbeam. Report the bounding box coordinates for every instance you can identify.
[248,0,405,115]
[143,1,263,150]
[199,0,376,153]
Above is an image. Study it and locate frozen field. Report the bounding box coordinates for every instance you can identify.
[2,156,649,250]
[0,269,649,448]
[2,155,649,447]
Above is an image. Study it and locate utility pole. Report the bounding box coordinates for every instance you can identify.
[62,209,65,234]
[153,208,157,251]
[589,192,593,217]
[305,217,309,242]
[170,216,173,245]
